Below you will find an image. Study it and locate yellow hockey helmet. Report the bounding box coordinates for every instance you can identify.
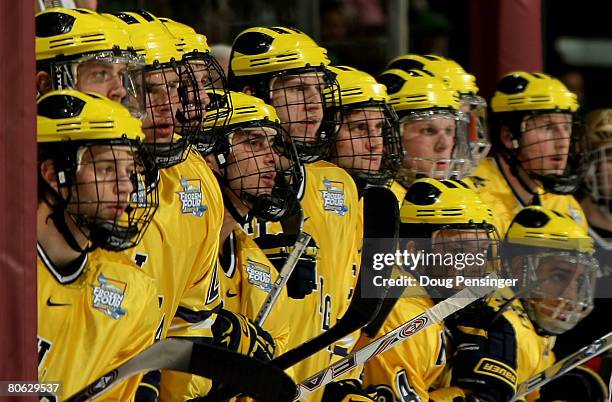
[158,17,211,54]
[104,11,182,66]
[36,8,133,62]
[400,178,494,226]
[505,206,598,335]
[506,206,593,253]
[37,90,144,144]
[378,68,460,114]
[325,65,388,106]
[491,71,578,114]
[387,54,478,95]
[37,90,158,252]
[229,26,330,80]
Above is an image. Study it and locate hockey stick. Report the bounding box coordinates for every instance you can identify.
[198,187,400,402]
[511,330,612,401]
[256,231,312,325]
[65,338,296,402]
[294,273,500,400]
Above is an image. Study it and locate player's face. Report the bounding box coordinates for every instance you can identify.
[69,145,137,221]
[334,108,385,172]
[270,73,325,141]
[531,256,595,330]
[518,113,572,175]
[401,117,456,178]
[76,61,129,103]
[594,146,612,198]
[142,68,181,143]
[226,127,280,200]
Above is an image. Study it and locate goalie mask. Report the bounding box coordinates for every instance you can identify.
[37,90,159,252]
[325,66,402,190]
[505,206,598,335]
[160,17,231,156]
[387,54,490,168]
[204,92,302,223]
[491,71,588,194]
[378,69,472,186]
[105,10,205,168]
[584,108,612,220]
[228,26,341,163]
[36,7,146,119]
[399,178,501,296]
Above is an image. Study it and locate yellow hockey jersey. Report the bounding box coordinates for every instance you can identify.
[445,287,556,402]
[37,244,159,401]
[91,150,224,341]
[467,158,587,236]
[361,295,447,401]
[246,160,362,401]
[158,226,291,401]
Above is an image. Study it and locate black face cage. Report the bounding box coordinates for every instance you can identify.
[251,66,341,163]
[40,138,159,252]
[330,102,402,189]
[215,120,303,222]
[183,51,231,156]
[142,59,203,168]
[496,112,590,194]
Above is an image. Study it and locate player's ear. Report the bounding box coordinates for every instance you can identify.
[500,126,517,149]
[242,85,255,96]
[36,71,53,95]
[405,240,417,254]
[40,160,60,193]
[205,154,220,173]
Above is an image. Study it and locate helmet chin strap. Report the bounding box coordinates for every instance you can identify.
[213,170,252,226]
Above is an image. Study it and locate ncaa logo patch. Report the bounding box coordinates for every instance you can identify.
[177,177,208,217]
[91,273,127,319]
[320,177,349,216]
[245,259,272,292]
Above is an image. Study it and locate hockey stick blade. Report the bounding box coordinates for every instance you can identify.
[256,232,312,325]
[65,338,296,402]
[294,273,499,400]
[511,330,612,401]
[198,188,400,402]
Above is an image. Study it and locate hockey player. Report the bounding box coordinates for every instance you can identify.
[228,27,362,400]
[37,90,160,400]
[468,71,588,235]
[325,65,402,192]
[359,178,501,401]
[377,68,473,186]
[446,205,601,402]
[386,54,491,169]
[159,92,302,401]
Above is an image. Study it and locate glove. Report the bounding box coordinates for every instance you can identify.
[211,309,275,361]
[255,233,318,299]
[135,370,161,402]
[538,366,608,402]
[446,301,518,402]
[322,379,377,402]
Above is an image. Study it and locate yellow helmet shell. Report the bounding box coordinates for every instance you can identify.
[506,206,593,254]
[104,11,182,65]
[326,65,388,107]
[491,71,578,113]
[37,90,144,143]
[230,26,330,77]
[159,17,211,54]
[204,91,280,130]
[400,178,494,226]
[585,108,612,148]
[387,54,478,95]
[36,8,133,62]
[379,68,460,113]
